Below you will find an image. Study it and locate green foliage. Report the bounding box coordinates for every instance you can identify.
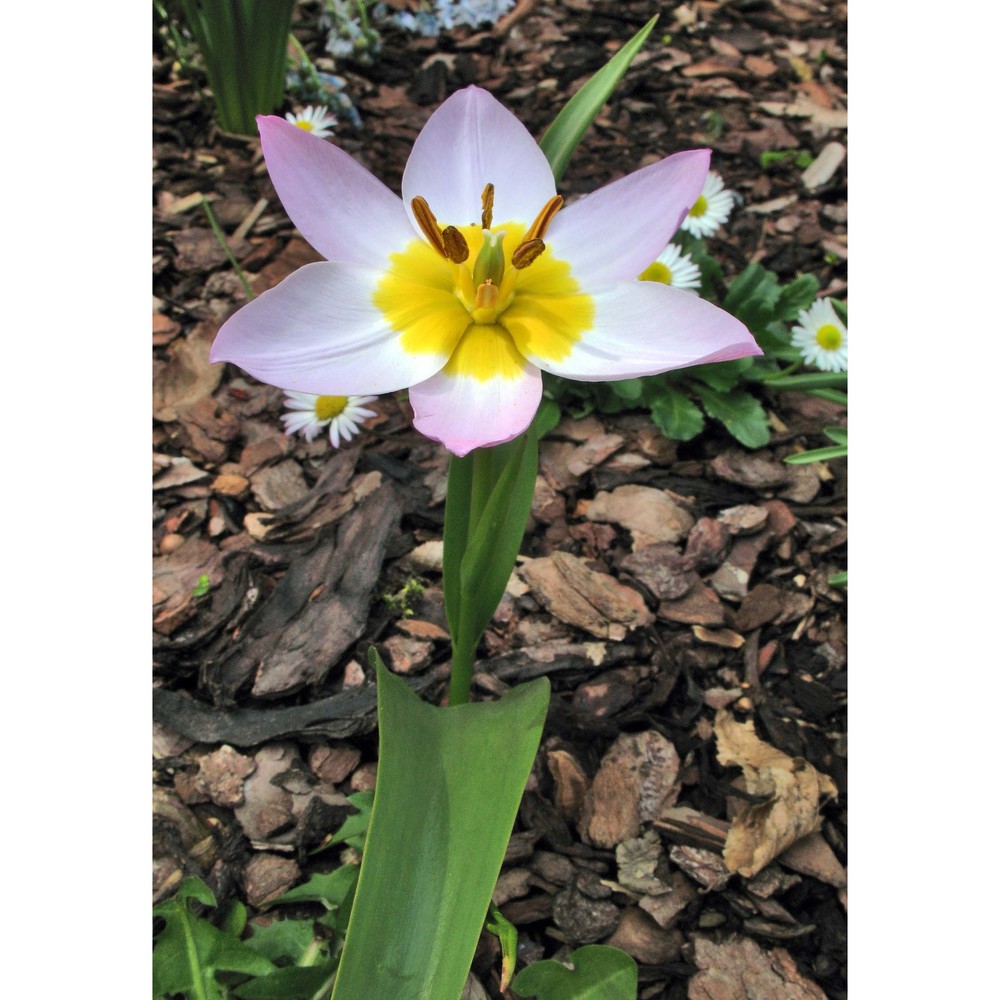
[173,0,297,134]
[486,905,519,991]
[153,878,277,1000]
[444,431,539,704]
[381,577,425,618]
[512,945,638,1000]
[329,653,550,1000]
[540,16,659,182]
[191,573,212,598]
[759,149,814,170]
[785,426,847,464]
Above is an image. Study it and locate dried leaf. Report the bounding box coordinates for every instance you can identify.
[715,711,837,877]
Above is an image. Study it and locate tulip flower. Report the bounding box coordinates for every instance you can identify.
[211,86,760,455]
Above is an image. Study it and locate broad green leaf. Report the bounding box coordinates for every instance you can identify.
[153,877,276,1000]
[329,790,374,850]
[775,273,820,321]
[271,863,360,909]
[609,378,644,402]
[722,263,781,334]
[486,905,519,991]
[540,16,659,182]
[831,299,848,324]
[784,444,847,464]
[512,945,638,1000]
[671,234,725,298]
[331,654,550,1000]
[695,386,771,449]
[533,397,562,438]
[221,900,247,938]
[684,357,752,393]
[233,963,337,1000]
[244,919,319,963]
[649,386,705,441]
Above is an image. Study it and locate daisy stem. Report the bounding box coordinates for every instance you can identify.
[201,196,255,302]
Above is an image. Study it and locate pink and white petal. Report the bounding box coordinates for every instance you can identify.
[258,115,413,267]
[525,281,761,381]
[402,87,555,232]
[546,150,710,285]
[210,261,450,394]
[409,363,543,457]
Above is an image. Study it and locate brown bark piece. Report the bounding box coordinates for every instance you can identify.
[639,870,699,929]
[735,584,787,631]
[383,634,433,674]
[658,578,728,627]
[586,484,695,547]
[153,321,223,422]
[711,451,788,490]
[250,460,310,511]
[715,711,838,877]
[688,934,828,999]
[521,551,653,640]
[620,543,694,600]
[308,744,361,785]
[778,831,847,888]
[615,830,669,895]
[606,908,684,965]
[243,853,301,908]
[152,536,223,636]
[197,745,257,808]
[546,749,590,823]
[718,505,770,536]
[580,731,681,848]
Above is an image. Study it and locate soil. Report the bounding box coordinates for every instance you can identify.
[153,1,847,997]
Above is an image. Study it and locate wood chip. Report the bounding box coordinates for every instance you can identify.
[689,934,828,999]
[586,484,695,547]
[521,551,653,640]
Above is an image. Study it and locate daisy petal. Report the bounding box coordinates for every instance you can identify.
[210,261,452,394]
[258,115,413,267]
[409,327,543,456]
[402,86,555,232]
[546,150,710,285]
[521,280,761,380]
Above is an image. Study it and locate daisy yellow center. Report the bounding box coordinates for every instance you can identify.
[815,323,843,350]
[689,195,708,218]
[295,120,314,132]
[373,191,594,382]
[314,395,349,420]
[639,261,673,285]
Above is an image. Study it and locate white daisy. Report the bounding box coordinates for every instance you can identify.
[281,392,378,447]
[680,170,736,238]
[790,299,847,372]
[638,242,702,291]
[284,105,338,139]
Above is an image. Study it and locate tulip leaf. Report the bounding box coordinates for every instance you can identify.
[331,653,550,1000]
[540,15,659,182]
[784,444,848,464]
[824,426,848,445]
[512,945,638,1000]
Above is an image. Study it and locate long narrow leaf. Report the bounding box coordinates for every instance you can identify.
[539,16,659,182]
[331,654,550,1000]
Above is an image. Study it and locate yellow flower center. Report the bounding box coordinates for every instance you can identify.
[815,323,843,350]
[295,120,314,132]
[688,194,708,218]
[314,395,349,420]
[638,261,673,285]
[373,188,594,382]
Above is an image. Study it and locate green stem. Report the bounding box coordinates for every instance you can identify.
[178,907,210,1000]
[201,196,254,301]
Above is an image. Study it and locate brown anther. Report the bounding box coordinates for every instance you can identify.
[475,279,499,310]
[411,196,447,258]
[481,183,495,230]
[511,238,545,270]
[441,225,469,263]
[525,195,563,242]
